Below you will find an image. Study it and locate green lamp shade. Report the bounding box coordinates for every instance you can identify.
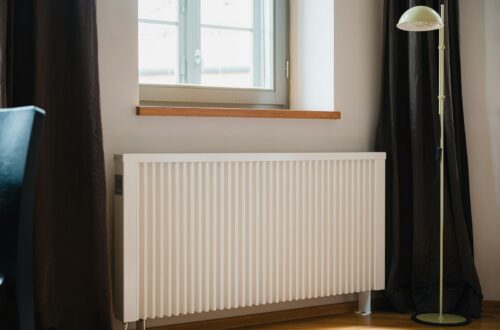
[397,6,443,32]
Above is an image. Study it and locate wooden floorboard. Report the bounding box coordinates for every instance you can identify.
[246,310,500,330]
[153,302,357,330]
[152,302,500,330]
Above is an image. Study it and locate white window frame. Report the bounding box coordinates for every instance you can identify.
[139,0,289,107]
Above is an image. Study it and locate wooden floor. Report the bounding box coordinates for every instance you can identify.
[245,310,500,330]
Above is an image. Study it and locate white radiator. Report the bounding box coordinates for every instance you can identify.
[114,153,386,324]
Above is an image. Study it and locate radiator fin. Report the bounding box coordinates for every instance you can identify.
[115,154,385,322]
[136,159,379,318]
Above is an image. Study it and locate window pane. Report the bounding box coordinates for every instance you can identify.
[139,23,178,85]
[138,0,275,90]
[201,0,253,29]
[139,0,178,22]
[201,28,253,88]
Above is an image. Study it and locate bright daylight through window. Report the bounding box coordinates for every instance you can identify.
[139,0,288,106]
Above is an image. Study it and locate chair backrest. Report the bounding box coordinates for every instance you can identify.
[0,106,44,330]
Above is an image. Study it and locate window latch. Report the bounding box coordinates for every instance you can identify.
[194,49,202,65]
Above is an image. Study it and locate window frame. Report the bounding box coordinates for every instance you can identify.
[139,0,289,107]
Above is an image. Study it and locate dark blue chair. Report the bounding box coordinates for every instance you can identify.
[0,106,45,330]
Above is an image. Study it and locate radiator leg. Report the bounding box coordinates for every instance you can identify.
[357,291,371,316]
[136,319,146,330]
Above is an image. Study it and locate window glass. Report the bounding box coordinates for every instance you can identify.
[139,0,178,22]
[200,0,253,29]
[201,29,253,88]
[139,23,178,85]
[139,0,274,90]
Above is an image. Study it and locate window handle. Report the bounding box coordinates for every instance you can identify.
[194,49,202,65]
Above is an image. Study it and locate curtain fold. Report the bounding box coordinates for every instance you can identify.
[5,0,113,328]
[0,0,6,106]
[376,0,482,317]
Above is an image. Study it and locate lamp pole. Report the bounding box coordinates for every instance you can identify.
[438,4,445,321]
[397,3,470,326]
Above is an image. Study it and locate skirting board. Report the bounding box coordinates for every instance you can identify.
[150,301,358,330]
[483,301,500,313]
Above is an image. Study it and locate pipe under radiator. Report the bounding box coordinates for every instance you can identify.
[114,153,385,324]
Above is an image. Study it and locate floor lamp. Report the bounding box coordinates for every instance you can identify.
[397,5,470,327]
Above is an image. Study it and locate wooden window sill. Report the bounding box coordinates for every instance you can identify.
[137,106,341,120]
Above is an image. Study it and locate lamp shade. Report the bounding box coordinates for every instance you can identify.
[397,6,443,31]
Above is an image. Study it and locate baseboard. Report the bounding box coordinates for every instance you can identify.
[368,296,500,315]
[372,298,500,314]
[151,301,357,330]
[483,300,500,313]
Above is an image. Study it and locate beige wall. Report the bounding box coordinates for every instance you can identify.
[460,0,500,301]
[97,0,383,157]
[290,0,334,110]
[96,0,383,327]
[96,0,500,327]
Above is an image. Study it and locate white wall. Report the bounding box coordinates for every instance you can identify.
[290,0,334,110]
[460,0,500,301]
[97,0,383,327]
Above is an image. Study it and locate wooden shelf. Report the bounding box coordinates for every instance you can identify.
[137,106,341,120]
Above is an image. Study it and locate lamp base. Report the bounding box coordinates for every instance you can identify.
[411,313,470,327]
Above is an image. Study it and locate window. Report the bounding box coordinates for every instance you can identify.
[139,0,289,107]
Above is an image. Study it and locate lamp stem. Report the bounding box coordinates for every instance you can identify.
[438,4,445,320]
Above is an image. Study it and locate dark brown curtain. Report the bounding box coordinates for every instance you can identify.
[376,0,482,317]
[0,0,6,106]
[5,0,113,328]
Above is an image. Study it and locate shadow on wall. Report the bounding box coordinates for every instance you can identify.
[460,0,500,300]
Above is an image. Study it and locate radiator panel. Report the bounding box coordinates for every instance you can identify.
[114,153,385,322]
